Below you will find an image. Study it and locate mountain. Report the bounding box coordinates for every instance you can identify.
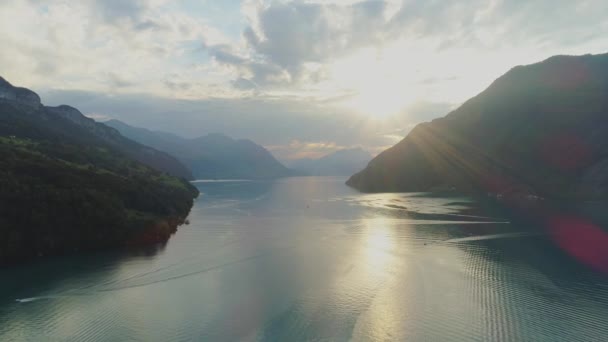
[286,148,372,176]
[43,105,192,180]
[105,120,292,180]
[347,53,608,200]
[0,76,199,264]
[0,77,192,179]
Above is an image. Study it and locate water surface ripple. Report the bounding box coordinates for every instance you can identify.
[1,177,607,341]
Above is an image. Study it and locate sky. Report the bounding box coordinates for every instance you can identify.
[1,0,607,161]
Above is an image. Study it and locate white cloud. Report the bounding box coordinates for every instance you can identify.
[2,0,608,158]
[3,0,607,103]
[0,0,234,97]
[221,0,608,119]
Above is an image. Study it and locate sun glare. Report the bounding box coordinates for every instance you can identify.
[328,42,526,120]
[330,46,424,119]
[345,84,412,119]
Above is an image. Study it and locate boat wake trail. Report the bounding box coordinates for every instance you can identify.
[444,232,542,243]
[98,246,293,293]
[15,297,41,303]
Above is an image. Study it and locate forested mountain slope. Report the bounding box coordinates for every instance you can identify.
[0,77,199,264]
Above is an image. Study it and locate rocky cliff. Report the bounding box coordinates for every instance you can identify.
[0,77,41,110]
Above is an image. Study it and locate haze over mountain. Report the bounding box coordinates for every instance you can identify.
[105,119,292,180]
[0,76,198,263]
[286,148,372,176]
[348,53,608,200]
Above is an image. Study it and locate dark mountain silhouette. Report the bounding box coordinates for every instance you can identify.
[347,53,608,200]
[0,76,199,264]
[105,120,292,180]
[287,148,372,176]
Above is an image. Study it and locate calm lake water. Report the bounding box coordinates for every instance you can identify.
[1,177,608,341]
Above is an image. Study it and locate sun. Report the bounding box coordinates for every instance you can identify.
[345,84,415,119]
[329,47,421,119]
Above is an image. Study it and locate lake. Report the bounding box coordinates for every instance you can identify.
[1,177,607,341]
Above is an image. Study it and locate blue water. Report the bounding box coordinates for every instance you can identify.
[1,177,607,341]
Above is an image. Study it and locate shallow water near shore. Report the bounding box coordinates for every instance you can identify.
[1,177,607,341]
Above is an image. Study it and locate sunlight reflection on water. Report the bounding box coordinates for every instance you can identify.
[361,218,396,271]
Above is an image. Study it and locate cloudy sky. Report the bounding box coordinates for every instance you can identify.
[1,0,607,160]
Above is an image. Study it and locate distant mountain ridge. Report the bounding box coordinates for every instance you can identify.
[287,148,372,176]
[105,120,292,180]
[347,53,608,200]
